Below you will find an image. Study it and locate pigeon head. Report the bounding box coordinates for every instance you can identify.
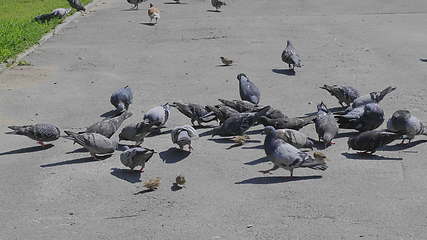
[322,132,335,146]
[149,3,154,7]
[317,102,328,113]
[162,103,171,112]
[237,73,248,82]
[116,102,126,113]
[286,40,292,46]
[264,126,276,136]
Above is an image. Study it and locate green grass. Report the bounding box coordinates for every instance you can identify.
[0,0,91,63]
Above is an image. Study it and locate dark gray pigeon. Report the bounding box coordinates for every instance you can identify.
[6,123,60,146]
[34,8,71,22]
[347,86,396,110]
[336,103,384,132]
[211,0,226,11]
[348,130,403,154]
[171,125,198,151]
[143,103,171,127]
[314,102,339,147]
[237,73,260,105]
[218,99,259,113]
[204,105,239,124]
[211,106,271,137]
[84,111,133,138]
[110,86,133,114]
[261,126,327,177]
[127,0,146,9]
[119,121,153,145]
[387,110,427,143]
[171,102,217,126]
[257,115,315,130]
[320,84,360,107]
[120,146,155,171]
[67,0,85,11]
[281,40,302,70]
[64,131,117,160]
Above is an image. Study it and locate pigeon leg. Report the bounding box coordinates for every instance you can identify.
[90,153,99,160]
[259,165,279,174]
[37,141,47,147]
[188,145,193,152]
[139,167,144,172]
[288,64,291,69]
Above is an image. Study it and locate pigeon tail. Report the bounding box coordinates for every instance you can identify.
[376,86,396,102]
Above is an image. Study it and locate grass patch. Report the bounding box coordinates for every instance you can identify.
[0,0,91,63]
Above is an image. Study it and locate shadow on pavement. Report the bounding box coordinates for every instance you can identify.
[110,168,141,183]
[0,144,53,156]
[236,175,322,184]
[159,147,190,163]
[341,152,402,160]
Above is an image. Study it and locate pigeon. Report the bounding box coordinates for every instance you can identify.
[127,0,146,9]
[119,121,153,145]
[67,0,85,11]
[211,0,226,12]
[237,73,261,105]
[386,110,427,143]
[84,111,133,138]
[220,57,233,66]
[35,8,71,22]
[64,131,117,160]
[171,125,198,151]
[347,86,396,110]
[314,102,339,147]
[335,103,384,132]
[320,84,360,107]
[261,126,327,176]
[143,103,170,128]
[217,99,261,113]
[6,123,60,146]
[272,128,314,149]
[281,40,302,70]
[348,130,403,154]
[211,106,271,137]
[148,3,160,24]
[257,115,315,130]
[204,105,239,124]
[171,102,217,126]
[110,86,133,114]
[120,146,155,171]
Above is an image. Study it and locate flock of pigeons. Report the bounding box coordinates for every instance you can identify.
[16,0,427,178]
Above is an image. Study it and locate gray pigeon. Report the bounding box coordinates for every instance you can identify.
[261,126,327,176]
[171,125,198,151]
[67,0,85,11]
[35,8,71,22]
[273,128,314,149]
[84,111,133,138]
[314,102,339,147]
[143,103,171,128]
[282,40,302,70]
[127,0,146,9]
[110,86,133,114]
[348,130,403,154]
[387,110,427,143]
[6,123,60,146]
[64,131,117,160]
[120,146,155,171]
[211,106,271,137]
[171,102,217,126]
[347,86,396,110]
[320,84,360,107]
[119,121,153,145]
[237,73,260,105]
[257,115,315,130]
[204,105,239,124]
[211,0,226,11]
[336,103,384,132]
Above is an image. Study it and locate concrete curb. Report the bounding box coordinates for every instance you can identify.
[0,0,99,74]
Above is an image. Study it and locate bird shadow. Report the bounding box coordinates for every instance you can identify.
[241,144,264,150]
[272,68,295,76]
[110,168,141,183]
[420,58,427,62]
[193,125,215,129]
[341,152,402,161]
[235,175,322,184]
[134,189,154,195]
[40,156,100,168]
[171,183,183,191]
[199,129,214,137]
[244,156,269,165]
[140,22,156,26]
[208,138,234,144]
[100,109,120,118]
[207,9,221,12]
[164,2,188,4]
[335,131,356,139]
[216,64,232,67]
[0,144,54,156]
[120,8,139,11]
[159,147,190,163]
[66,147,88,154]
[245,129,264,135]
[379,140,427,151]
[146,129,172,137]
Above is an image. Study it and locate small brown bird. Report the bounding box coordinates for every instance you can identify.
[148,3,160,24]
[175,175,186,187]
[220,57,233,66]
[143,177,160,190]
